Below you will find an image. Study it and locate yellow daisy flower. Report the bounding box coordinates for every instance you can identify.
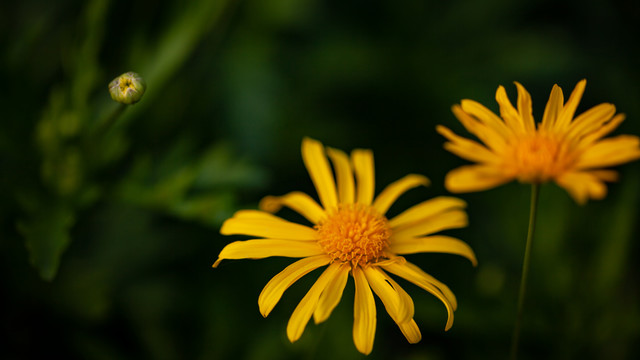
[437,79,640,204]
[213,138,476,355]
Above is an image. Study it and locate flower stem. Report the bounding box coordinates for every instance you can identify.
[510,183,540,360]
[94,102,127,137]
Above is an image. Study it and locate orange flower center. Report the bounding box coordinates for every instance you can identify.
[315,203,391,267]
[506,133,575,183]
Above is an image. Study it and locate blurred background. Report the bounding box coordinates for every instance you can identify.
[1,0,639,359]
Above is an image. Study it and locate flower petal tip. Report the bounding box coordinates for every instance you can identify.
[258,196,282,213]
[219,220,233,235]
[404,174,431,188]
[435,125,449,135]
[312,313,327,325]
[302,136,320,149]
[286,329,301,344]
[470,257,478,267]
[356,346,373,356]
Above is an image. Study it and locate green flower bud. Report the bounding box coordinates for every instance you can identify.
[108,72,146,104]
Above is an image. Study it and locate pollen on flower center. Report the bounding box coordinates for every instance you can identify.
[507,133,574,183]
[315,203,391,267]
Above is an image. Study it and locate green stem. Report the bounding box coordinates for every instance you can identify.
[81,103,127,174]
[509,183,540,360]
[93,102,127,137]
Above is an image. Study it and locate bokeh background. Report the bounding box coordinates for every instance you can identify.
[2,0,639,359]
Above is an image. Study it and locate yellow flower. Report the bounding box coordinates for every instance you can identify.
[437,80,640,204]
[213,138,476,355]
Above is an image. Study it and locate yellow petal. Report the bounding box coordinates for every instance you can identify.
[444,165,512,193]
[352,266,376,355]
[389,196,466,229]
[364,267,414,324]
[220,214,317,240]
[555,79,586,131]
[555,171,608,205]
[443,141,500,165]
[589,169,619,182]
[437,125,501,164]
[567,103,616,140]
[381,262,455,330]
[541,84,564,131]
[327,147,355,204]
[352,149,375,205]
[495,85,524,133]
[391,209,468,241]
[379,259,458,310]
[460,99,512,139]
[213,239,324,267]
[258,255,331,317]
[259,191,326,224]
[372,174,430,215]
[398,319,422,344]
[302,137,338,210]
[578,114,626,146]
[515,81,535,132]
[389,235,477,266]
[384,275,415,324]
[371,255,407,268]
[313,262,350,324]
[403,261,458,310]
[287,263,344,343]
[460,99,509,133]
[452,105,508,152]
[576,135,640,170]
[229,209,283,220]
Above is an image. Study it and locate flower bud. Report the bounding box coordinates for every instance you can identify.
[108,72,146,104]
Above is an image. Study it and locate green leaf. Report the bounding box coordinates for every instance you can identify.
[17,205,75,281]
[171,192,235,226]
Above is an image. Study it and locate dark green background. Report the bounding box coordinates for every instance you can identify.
[1,0,639,359]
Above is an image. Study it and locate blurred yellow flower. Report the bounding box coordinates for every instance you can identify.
[213,138,476,355]
[437,80,640,204]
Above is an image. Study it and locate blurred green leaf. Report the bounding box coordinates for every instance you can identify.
[171,192,235,226]
[17,204,75,281]
[193,143,268,189]
[13,0,236,281]
[117,142,266,226]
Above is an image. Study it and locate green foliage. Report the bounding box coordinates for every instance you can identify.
[6,0,245,280]
[17,204,75,281]
[118,141,267,226]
